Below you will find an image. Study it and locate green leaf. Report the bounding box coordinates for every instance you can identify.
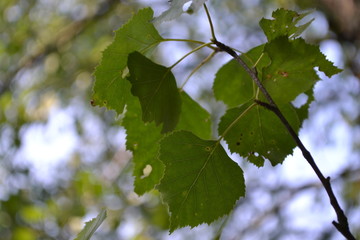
[259,8,314,41]
[92,8,163,114]
[177,92,212,139]
[74,209,107,240]
[218,101,300,166]
[213,45,270,107]
[262,37,342,104]
[124,91,211,195]
[158,131,245,232]
[127,51,182,133]
[123,95,164,195]
[153,0,208,23]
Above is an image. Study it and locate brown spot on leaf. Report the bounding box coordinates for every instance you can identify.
[278,71,289,77]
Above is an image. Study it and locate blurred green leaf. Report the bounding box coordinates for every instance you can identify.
[20,205,44,224]
[74,209,107,240]
[12,227,36,240]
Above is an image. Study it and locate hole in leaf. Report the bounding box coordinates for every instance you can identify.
[122,67,129,78]
[292,93,309,108]
[236,142,240,146]
[140,164,152,179]
[249,152,259,157]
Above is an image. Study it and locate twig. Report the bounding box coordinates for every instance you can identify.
[204,4,216,41]
[214,39,356,240]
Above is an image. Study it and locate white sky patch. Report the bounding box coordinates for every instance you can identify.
[306,11,329,39]
[281,113,351,184]
[14,108,78,185]
[320,40,344,68]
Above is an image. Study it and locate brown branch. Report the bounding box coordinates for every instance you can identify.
[213,39,356,240]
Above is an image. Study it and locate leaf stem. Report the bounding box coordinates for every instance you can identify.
[214,39,356,240]
[162,38,205,45]
[169,42,212,70]
[252,52,264,68]
[162,38,217,50]
[204,4,217,41]
[180,50,217,90]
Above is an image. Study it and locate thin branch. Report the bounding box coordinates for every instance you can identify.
[212,39,275,106]
[214,39,356,240]
[204,4,217,41]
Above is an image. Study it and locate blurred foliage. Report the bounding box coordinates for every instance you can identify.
[0,0,359,239]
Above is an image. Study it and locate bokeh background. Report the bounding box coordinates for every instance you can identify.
[0,0,359,239]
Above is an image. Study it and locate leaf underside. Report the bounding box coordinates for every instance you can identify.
[123,94,164,195]
[124,91,211,195]
[219,101,300,166]
[92,8,163,114]
[177,91,212,139]
[262,36,341,104]
[127,51,181,133]
[213,44,270,108]
[158,131,245,232]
